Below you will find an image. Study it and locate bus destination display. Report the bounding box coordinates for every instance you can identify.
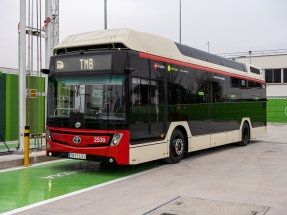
[55,55,112,72]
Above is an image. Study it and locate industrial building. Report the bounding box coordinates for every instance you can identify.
[226,50,287,123]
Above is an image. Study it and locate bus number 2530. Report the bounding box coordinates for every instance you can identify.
[94,137,108,143]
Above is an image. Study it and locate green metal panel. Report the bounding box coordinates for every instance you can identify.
[37,92,45,133]
[268,112,276,118]
[3,74,18,141]
[26,76,45,134]
[267,98,287,123]
[5,74,11,140]
[0,74,46,141]
[275,99,287,105]
[267,99,276,105]
[0,73,6,140]
[269,105,286,112]
[9,75,19,141]
[27,76,35,133]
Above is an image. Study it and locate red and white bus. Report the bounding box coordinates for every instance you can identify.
[43,28,267,165]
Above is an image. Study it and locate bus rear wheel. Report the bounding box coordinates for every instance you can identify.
[164,129,185,164]
[237,122,250,146]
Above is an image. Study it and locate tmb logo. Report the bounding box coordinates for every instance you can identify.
[154,63,165,69]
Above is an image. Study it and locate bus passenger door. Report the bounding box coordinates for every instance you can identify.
[130,78,164,144]
[210,75,228,147]
[188,73,212,151]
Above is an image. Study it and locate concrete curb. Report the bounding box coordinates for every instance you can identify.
[0,151,59,170]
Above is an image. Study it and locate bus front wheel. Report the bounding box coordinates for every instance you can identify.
[237,122,250,146]
[164,129,185,164]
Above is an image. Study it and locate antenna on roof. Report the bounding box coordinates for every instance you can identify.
[249,50,252,64]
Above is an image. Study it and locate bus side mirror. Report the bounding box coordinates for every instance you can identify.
[124,67,134,74]
[41,69,50,74]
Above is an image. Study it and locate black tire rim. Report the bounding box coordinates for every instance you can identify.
[172,138,184,156]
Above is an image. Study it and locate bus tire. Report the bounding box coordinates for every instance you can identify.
[237,122,250,146]
[164,129,185,164]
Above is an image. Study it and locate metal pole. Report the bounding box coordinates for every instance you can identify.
[19,0,27,151]
[28,0,31,76]
[51,0,59,50]
[27,0,31,127]
[44,0,52,138]
[40,0,43,135]
[179,0,181,43]
[31,0,34,76]
[45,0,51,61]
[104,0,107,29]
[206,42,209,52]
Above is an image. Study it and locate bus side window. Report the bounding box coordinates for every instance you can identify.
[131,78,141,106]
[141,85,148,105]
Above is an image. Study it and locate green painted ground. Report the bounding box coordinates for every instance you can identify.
[0,160,162,213]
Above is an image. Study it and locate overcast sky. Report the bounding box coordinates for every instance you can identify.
[0,0,286,69]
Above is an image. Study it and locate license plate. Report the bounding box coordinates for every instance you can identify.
[69,153,86,160]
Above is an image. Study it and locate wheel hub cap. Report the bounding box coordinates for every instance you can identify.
[173,138,183,155]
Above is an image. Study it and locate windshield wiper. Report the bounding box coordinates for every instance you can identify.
[87,114,109,127]
[47,118,64,123]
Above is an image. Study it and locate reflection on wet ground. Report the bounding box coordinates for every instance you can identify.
[0,160,162,213]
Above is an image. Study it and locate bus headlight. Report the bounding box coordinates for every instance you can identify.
[46,129,52,141]
[110,133,123,146]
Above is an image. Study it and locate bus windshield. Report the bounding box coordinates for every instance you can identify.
[47,75,126,123]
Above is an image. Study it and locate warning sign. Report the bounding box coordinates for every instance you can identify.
[27,89,37,98]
